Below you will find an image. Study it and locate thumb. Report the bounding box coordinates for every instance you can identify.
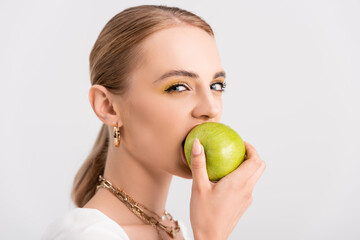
[190,138,210,189]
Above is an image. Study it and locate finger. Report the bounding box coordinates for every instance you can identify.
[190,138,211,190]
[243,141,249,159]
[247,160,266,190]
[225,142,264,181]
[243,141,260,160]
[225,157,262,182]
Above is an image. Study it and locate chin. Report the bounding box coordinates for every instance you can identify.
[170,164,193,179]
[176,172,193,179]
[173,172,193,179]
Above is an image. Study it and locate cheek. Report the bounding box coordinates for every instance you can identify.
[125,94,187,164]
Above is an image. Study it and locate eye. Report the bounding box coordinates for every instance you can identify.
[164,83,190,93]
[164,81,227,93]
[211,81,227,92]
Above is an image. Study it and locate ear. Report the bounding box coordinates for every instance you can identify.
[88,84,124,127]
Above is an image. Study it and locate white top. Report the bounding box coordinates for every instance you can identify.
[42,208,192,240]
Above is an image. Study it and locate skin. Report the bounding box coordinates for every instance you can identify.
[85,25,266,240]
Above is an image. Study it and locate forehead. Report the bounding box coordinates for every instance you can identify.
[136,25,222,79]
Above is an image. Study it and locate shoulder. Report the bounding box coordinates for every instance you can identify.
[41,208,130,240]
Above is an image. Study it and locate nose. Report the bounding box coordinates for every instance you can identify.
[191,88,222,121]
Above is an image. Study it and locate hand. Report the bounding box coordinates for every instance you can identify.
[189,138,266,240]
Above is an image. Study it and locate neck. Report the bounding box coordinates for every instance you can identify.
[102,143,173,222]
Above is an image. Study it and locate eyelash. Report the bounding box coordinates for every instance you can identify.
[165,81,227,93]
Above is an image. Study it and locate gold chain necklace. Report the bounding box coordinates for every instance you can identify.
[96,175,182,239]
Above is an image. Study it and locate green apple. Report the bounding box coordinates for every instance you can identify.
[184,122,246,182]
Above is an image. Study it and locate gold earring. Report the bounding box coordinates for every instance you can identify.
[113,122,121,147]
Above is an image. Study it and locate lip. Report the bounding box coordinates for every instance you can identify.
[180,146,189,167]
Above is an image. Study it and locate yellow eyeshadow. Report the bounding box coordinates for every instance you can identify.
[162,79,190,93]
[213,77,225,83]
[160,77,226,93]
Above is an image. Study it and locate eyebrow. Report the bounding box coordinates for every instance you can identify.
[154,70,226,83]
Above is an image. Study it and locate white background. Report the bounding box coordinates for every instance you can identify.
[1,0,359,239]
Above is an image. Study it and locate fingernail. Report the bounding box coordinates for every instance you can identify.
[192,138,202,156]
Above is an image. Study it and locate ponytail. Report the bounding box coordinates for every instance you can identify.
[71,123,108,207]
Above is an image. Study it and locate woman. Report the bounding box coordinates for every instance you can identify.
[42,5,266,240]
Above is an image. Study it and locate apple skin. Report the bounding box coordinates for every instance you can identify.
[184,122,246,182]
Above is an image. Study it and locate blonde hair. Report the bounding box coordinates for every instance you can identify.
[71,5,214,207]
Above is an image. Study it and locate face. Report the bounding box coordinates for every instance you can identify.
[115,26,225,178]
